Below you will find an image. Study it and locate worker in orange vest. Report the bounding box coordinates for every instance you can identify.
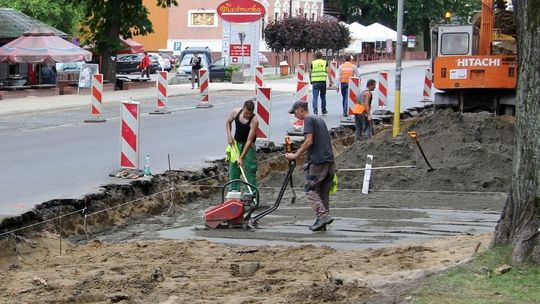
[352,79,376,141]
[336,56,360,117]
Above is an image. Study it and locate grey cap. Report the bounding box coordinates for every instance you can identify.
[288,101,308,114]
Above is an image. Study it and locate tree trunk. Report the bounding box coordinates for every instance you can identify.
[491,0,540,264]
[101,24,120,83]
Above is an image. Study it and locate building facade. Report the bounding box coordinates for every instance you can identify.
[137,0,325,55]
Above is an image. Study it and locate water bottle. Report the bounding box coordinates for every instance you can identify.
[143,154,151,176]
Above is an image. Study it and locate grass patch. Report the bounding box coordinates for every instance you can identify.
[409,246,540,304]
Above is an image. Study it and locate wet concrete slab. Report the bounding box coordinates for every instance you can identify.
[157,206,500,250]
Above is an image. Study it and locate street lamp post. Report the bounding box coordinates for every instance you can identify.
[238,32,246,82]
[289,0,292,17]
[393,0,404,138]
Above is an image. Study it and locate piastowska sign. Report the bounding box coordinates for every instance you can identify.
[217,0,265,23]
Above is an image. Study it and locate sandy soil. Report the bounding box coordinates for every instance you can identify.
[0,232,491,304]
[0,110,514,303]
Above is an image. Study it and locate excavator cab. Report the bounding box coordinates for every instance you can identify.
[431,0,517,114]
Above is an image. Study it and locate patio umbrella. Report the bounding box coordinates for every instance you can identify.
[0,26,92,63]
[118,37,145,54]
[83,36,145,55]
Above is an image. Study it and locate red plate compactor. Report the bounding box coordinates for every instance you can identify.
[204,137,296,229]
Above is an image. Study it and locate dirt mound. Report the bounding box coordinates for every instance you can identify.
[336,110,514,192]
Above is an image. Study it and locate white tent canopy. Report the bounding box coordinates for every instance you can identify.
[365,22,407,42]
[344,22,365,52]
[346,22,387,43]
[348,22,366,37]
[344,21,408,52]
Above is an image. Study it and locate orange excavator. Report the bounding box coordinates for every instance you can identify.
[431,0,516,114]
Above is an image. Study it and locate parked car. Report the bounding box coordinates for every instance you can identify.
[160,53,177,66]
[148,52,171,71]
[117,54,159,74]
[208,57,227,82]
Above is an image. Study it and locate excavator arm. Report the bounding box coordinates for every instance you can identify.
[479,0,494,55]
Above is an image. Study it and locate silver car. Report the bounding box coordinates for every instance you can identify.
[148,53,171,71]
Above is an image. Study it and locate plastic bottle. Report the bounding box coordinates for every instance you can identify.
[143,154,151,176]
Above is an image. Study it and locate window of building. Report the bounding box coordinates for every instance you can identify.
[188,10,218,27]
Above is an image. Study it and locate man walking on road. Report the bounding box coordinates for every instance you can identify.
[309,52,328,116]
[190,53,202,89]
[353,79,376,141]
[225,100,259,190]
[336,56,360,117]
[285,101,335,231]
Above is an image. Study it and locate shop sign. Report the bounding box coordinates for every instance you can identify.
[217,0,265,23]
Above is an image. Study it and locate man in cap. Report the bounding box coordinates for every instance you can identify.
[285,101,335,231]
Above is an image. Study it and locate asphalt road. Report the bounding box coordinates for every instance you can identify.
[0,66,430,215]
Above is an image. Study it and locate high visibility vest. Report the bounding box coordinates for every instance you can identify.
[352,103,366,114]
[340,62,354,84]
[310,59,327,82]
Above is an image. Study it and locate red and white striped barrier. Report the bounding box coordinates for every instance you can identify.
[423,68,432,101]
[196,69,213,108]
[84,74,106,123]
[288,81,309,136]
[348,77,360,116]
[151,71,171,114]
[295,81,309,102]
[255,87,271,142]
[297,64,306,82]
[120,101,140,169]
[255,66,264,90]
[340,76,360,126]
[378,71,388,109]
[328,61,337,88]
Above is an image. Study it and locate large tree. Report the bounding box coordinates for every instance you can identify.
[330,0,479,34]
[264,17,350,61]
[329,0,479,56]
[491,0,540,264]
[73,0,178,81]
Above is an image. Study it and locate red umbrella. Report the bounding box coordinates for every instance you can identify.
[0,27,92,63]
[118,37,145,54]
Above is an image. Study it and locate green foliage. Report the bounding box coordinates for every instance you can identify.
[66,0,178,80]
[410,246,540,303]
[495,10,516,36]
[70,0,178,53]
[334,0,480,34]
[0,0,83,35]
[225,64,240,81]
[264,17,350,53]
